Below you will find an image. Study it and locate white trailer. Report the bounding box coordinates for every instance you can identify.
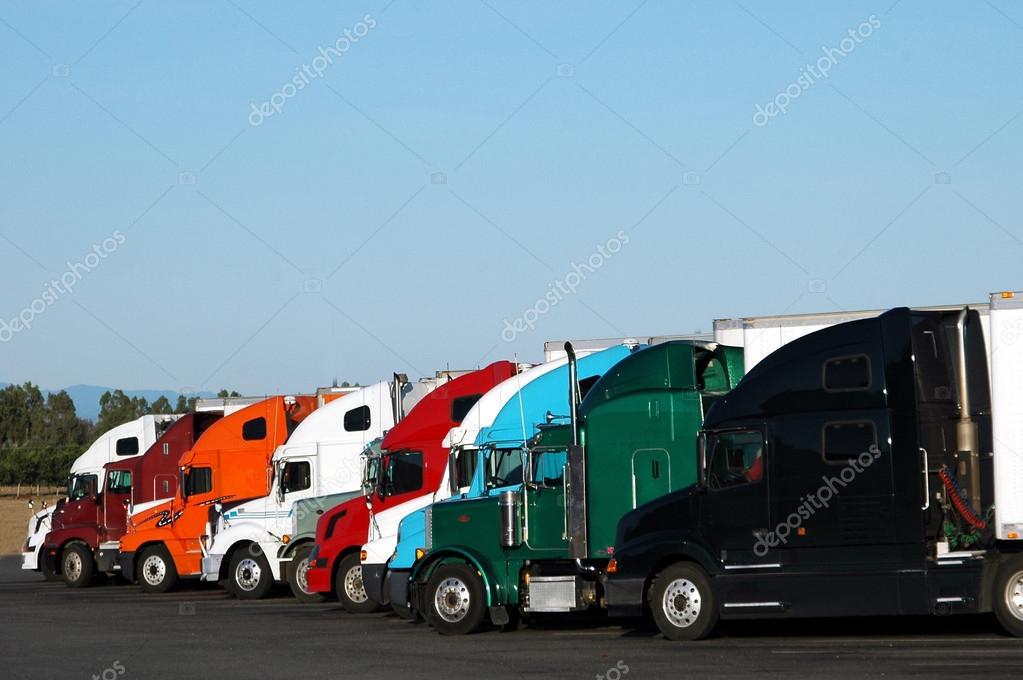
[714,303,991,372]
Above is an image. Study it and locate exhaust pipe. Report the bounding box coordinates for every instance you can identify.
[566,343,579,446]
[564,342,587,558]
[392,373,409,425]
[954,307,982,510]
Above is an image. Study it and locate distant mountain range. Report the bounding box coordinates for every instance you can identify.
[0,382,216,421]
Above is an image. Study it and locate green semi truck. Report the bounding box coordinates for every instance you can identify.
[408,339,744,634]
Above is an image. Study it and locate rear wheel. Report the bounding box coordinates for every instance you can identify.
[137,545,178,594]
[287,544,323,603]
[648,562,718,641]
[62,543,96,588]
[424,563,487,635]
[994,555,1023,637]
[228,545,274,600]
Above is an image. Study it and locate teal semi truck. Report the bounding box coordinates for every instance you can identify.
[382,343,637,617]
[407,340,744,634]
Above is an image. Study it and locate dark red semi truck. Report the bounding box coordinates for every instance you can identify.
[43,413,221,587]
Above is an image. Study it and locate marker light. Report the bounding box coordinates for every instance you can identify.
[415,548,427,560]
[360,550,367,561]
[1002,291,1015,299]
[281,535,291,545]
[607,559,618,574]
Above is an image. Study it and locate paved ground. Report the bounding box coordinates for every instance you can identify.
[2,556,1023,679]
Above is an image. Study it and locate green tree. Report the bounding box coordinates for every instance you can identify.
[150,395,174,414]
[217,389,241,398]
[94,390,150,434]
[174,394,198,413]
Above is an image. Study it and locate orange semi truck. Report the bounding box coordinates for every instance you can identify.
[118,395,318,592]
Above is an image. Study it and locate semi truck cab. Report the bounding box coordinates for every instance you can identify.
[118,396,318,593]
[607,304,1023,640]
[409,340,743,634]
[200,377,439,600]
[22,414,179,576]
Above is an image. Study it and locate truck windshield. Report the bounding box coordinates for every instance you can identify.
[378,450,424,497]
[486,447,524,488]
[68,474,98,501]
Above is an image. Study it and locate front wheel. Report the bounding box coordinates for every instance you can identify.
[336,552,382,613]
[228,546,274,600]
[648,562,718,641]
[424,563,487,635]
[137,545,178,594]
[62,543,96,588]
[994,555,1023,637]
[40,550,62,582]
[287,544,323,603]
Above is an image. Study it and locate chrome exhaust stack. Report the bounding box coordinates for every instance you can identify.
[955,307,982,510]
[564,342,588,559]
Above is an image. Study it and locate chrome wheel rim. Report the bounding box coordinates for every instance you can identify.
[1006,569,1023,622]
[344,565,368,603]
[141,554,166,586]
[64,551,82,582]
[434,577,470,623]
[295,557,311,594]
[235,558,262,592]
[663,577,702,628]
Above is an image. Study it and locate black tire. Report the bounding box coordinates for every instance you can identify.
[228,545,274,600]
[336,552,382,613]
[648,562,718,641]
[287,544,324,603]
[40,551,62,582]
[137,545,178,594]
[62,543,96,588]
[994,554,1023,637]
[423,563,487,635]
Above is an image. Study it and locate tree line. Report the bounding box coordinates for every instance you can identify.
[0,383,239,486]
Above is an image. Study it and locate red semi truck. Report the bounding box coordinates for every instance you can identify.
[42,413,222,587]
[305,361,517,609]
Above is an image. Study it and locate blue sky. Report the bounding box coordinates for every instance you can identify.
[1,1,1021,396]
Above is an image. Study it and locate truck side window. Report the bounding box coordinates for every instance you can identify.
[115,437,139,456]
[532,450,567,486]
[451,394,483,422]
[822,421,877,465]
[242,417,267,441]
[823,354,871,391]
[344,406,371,432]
[706,431,763,490]
[385,451,423,495]
[185,467,213,496]
[107,470,132,494]
[281,461,311,494]
[69,474,98,500]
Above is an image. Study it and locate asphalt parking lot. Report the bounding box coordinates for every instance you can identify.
[2,556,1023,679]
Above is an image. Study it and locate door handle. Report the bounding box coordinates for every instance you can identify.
[920,447,930,511]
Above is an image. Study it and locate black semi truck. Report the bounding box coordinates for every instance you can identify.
[606,297,1023,640]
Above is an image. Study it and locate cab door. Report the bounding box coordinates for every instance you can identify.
[524,449,568,552]
[699,427,771,565]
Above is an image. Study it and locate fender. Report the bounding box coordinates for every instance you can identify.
[45,526,102,556]
[411,547,505,607]
[615,530,722,581]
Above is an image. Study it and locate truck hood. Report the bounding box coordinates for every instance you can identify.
[615,484,702,551]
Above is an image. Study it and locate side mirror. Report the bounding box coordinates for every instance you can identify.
[697,432,708,488]
[121,498,130,508]
[27,499,34,511]
[447,451,459,496]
